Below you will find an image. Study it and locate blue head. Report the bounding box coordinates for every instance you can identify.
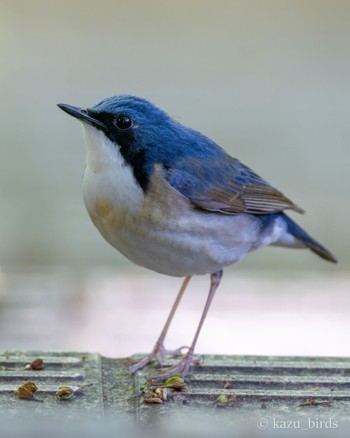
[58,95,224,190]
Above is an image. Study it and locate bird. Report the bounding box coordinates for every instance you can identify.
[57,95,337,380]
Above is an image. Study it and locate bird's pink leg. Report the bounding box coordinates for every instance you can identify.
[148,270,223,381]
[129,276,192,374]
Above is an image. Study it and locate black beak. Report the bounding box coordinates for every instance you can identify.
[57,103,106,130]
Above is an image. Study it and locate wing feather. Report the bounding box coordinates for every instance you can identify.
[164,155,304,215]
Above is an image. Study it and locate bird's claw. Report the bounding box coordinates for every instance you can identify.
[129,343,189,374]
[147,351,203,383]
[156,345,188,365]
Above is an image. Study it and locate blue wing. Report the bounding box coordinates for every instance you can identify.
[163,154,304,215]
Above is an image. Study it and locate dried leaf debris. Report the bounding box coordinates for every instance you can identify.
[141,375,187,405]
[25,358,44,370]
[14,382,43,402]
[299,399,332,407]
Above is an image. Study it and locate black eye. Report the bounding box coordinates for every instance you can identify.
[115,115,133,130]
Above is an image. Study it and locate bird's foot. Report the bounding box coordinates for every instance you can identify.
[129,342,188,375]
[147,350,202,382]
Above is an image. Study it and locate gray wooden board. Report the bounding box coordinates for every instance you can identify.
[0,351,103,420]
[1,351,350,434]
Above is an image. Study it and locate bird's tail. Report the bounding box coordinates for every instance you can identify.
[282,214,337,263]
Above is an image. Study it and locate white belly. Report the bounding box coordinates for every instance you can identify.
[84,193,261,277]
[82,125,263,276]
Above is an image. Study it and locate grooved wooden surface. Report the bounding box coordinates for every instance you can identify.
[1,351,350,423]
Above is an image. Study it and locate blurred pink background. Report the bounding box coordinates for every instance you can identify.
[1,269,348,358]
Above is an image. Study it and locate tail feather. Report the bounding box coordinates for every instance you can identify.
[282,214,337,263]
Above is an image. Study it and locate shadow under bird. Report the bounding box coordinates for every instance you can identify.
[58,95,337,379]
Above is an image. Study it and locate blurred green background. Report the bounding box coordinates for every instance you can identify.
[0,0,348,272]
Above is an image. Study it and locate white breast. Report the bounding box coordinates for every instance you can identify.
[82,124,144,216]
